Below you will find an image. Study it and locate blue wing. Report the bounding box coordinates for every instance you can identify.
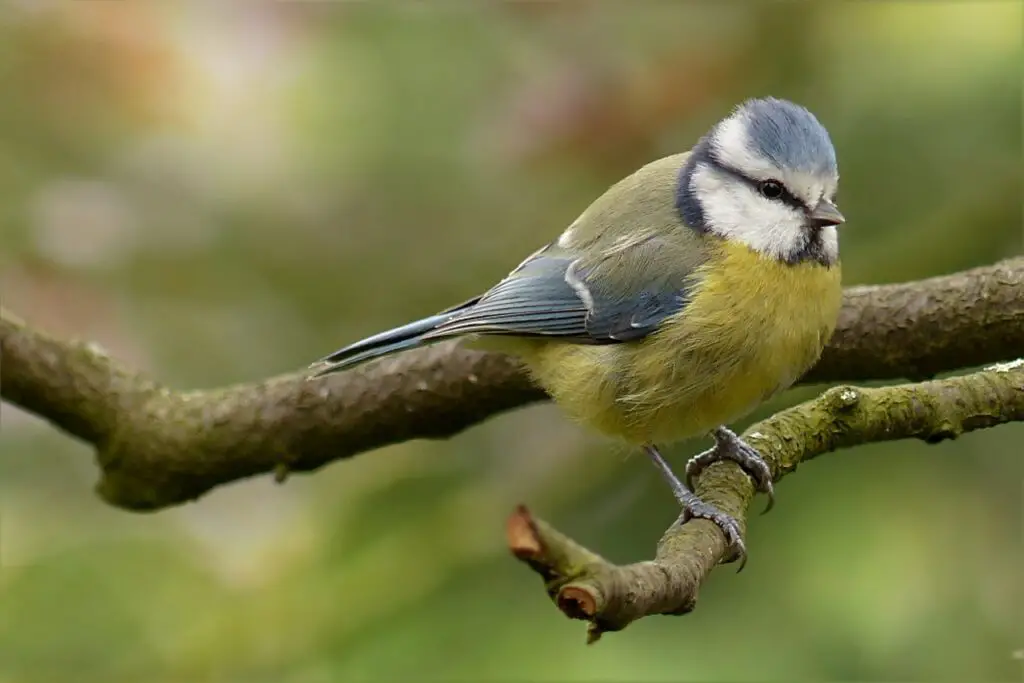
[310,238,698,376]
[422,242,692,344]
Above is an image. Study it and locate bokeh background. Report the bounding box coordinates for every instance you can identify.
[1,2,1021,682]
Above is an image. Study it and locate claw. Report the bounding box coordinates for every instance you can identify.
[644,444,748,570]
[681,494,748,571]
[686,427,776,514]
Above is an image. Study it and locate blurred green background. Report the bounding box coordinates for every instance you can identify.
[1,3,1021,682]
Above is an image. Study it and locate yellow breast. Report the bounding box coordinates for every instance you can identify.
[519,241,843,445]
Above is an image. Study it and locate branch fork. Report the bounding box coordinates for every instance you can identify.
[2,259,1022,641]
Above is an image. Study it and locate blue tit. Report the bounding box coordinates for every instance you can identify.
[310,97,845,568]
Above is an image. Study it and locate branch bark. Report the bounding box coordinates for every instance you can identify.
[1,258,1022,512]
[507,361,1024,642]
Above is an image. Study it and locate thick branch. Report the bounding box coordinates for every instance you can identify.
[507,361,1024,642]
[1,258,1022,510]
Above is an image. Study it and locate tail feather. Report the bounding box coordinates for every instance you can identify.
[309,298,478,377]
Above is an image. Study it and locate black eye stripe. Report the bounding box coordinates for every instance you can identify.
[704,154,807,211]
[770,185,805,210]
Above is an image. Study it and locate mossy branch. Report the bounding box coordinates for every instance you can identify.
[3,258,1022,641]
[507,361,1024,642]
[0,258,1021,511]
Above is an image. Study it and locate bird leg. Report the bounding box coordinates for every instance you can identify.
[685,426,775,513]
[643,444,747,570]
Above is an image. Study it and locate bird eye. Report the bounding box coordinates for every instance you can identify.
[758,180,784,200]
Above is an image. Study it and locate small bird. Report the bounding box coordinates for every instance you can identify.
[310,97,845,568]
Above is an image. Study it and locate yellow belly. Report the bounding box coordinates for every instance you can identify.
[516,242,843,445]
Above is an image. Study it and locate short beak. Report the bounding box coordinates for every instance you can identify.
[808,199,845,228]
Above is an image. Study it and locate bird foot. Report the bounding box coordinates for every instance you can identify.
[685,426,775,514]
[643,445,748,570]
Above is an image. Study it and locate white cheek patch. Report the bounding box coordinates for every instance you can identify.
[691,164,809,260]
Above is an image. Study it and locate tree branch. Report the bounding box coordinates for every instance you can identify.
[507,361,1024,642]
[0,258,1021,512]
